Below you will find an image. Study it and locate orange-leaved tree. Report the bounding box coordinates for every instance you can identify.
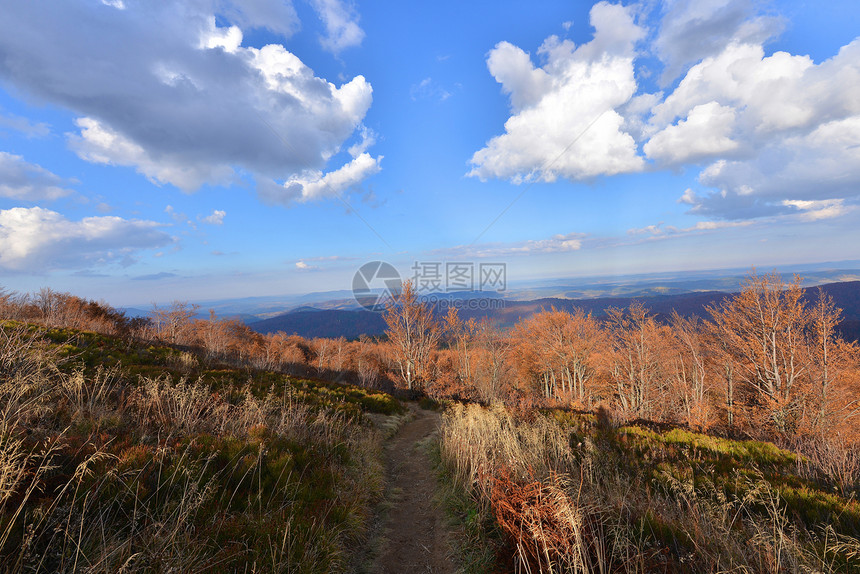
[383,281,440,391]
[669,312,715,429]
[512,308,602,405]
[804,288,860,436]
[708,272,812,434]
[149,300,200,345]
[606,301,672,420]
[444,306,478,386]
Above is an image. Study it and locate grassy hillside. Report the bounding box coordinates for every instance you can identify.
[439,404,860,573]
[0,320,403,573]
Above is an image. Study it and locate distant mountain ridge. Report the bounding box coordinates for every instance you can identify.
[249,280,860,341]
[251,308,387,339]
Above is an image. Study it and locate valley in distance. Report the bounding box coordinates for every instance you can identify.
[135,261,860,341]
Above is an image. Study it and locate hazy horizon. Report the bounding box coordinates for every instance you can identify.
[113,258,860,313]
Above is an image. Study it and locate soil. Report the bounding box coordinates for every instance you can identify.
[370,405,456,574]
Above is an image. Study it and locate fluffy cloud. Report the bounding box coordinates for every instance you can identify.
[644,101,739,164]
[0,152,74,201]
[782,199,852,222]
[202,210,226,225]
[309,0,365,53]
[0,2,375,195]
[468,0,860,223]
[0,207,171,271]
[684,113,860,219]
[262,153,382,203]
[648,41,860,134]
[654,0,782,84]
[699,117,860,199]
[347,126,377,157]
[643,0,860,220]
[69,118,235,191]
[468,2,645,183]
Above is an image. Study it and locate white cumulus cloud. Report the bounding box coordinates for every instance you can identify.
[468,2,646,183]
[202,210,226,225]
[639,1,860,220]
[0,207,171,271]
[0,1,375,197]
[654,0,782,84]
[690,116,860,219]
[782,199,852,221]
[644,101,739,164]
[262,153,382,204]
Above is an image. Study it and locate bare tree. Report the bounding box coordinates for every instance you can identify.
[708,272,811,433]
[606,302,670,420]
[150,301,200,344]
[383,281,440,391]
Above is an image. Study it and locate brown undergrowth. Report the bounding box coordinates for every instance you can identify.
[440,403,860,573]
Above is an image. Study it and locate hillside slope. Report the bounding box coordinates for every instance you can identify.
[0,320,404,573]
[251,307,388,338]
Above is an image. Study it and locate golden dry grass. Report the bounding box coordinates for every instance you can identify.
[439,403,860,573]
[0,322,389,573]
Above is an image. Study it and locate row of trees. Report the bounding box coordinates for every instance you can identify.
[3,272,859,441]
[381,273,860,441]
[0,286,147,336]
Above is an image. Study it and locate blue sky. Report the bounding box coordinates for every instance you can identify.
[0,0,858,306]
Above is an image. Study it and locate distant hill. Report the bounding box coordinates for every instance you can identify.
[251,308,387,339]
[454,290,731,327]
[248,281,860,342]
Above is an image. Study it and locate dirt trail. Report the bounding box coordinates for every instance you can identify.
[371,405,455,574]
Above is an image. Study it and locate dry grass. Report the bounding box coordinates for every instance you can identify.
[793,434,860,498]
[440,403,860,573]
[0,322,389,573]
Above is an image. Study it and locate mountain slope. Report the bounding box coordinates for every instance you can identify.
[249,281,860,341]
[251,308,388,339]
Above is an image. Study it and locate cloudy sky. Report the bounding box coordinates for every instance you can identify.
[0,0,858,305]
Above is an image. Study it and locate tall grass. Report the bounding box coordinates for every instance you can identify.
[440,403,860,573]
[0,321,387,573]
